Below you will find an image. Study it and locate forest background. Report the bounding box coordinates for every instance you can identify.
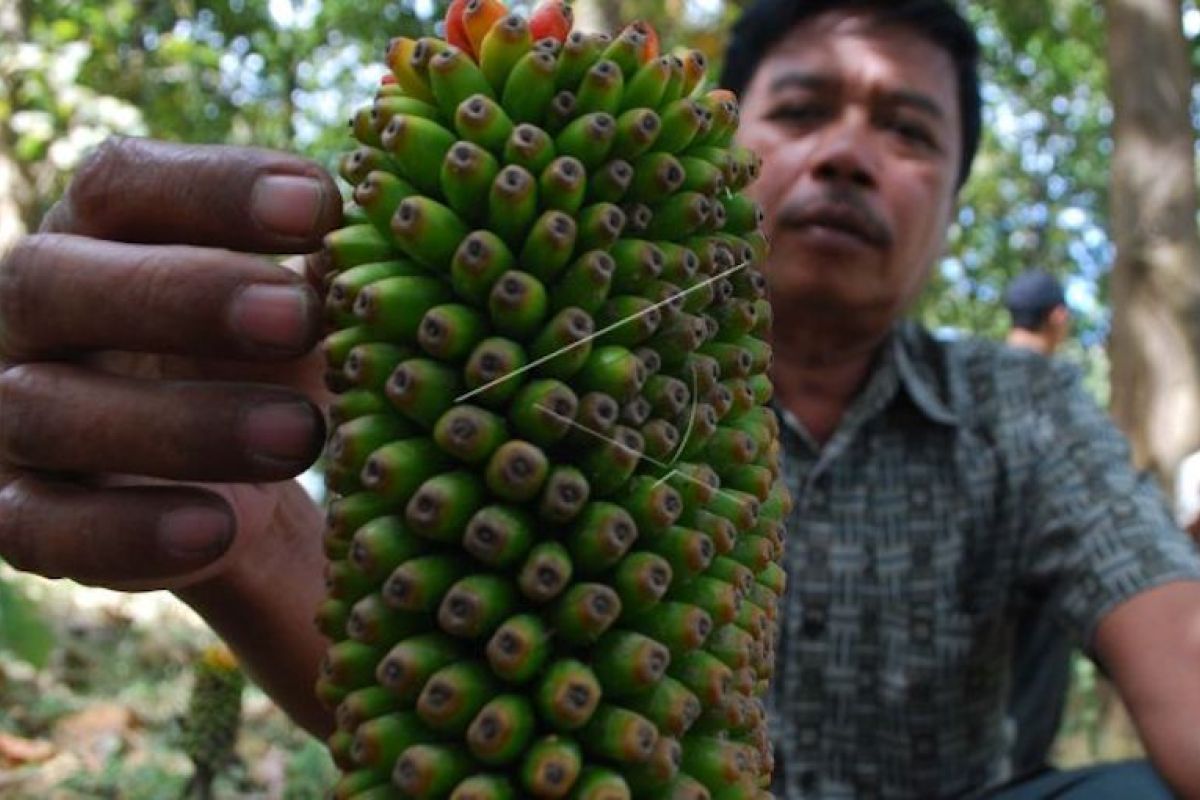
[0,0,1197,795]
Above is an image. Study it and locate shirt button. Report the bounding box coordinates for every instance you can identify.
[801,770,819,792]
[802,607,826,637]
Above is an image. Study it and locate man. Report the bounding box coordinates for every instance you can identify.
[1,1,1200,798]
[1004,269,1071,356]
[722,0,1200,797]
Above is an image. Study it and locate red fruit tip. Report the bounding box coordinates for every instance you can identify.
[628,19,660,63]
[444,0,476,59]
[529,0,573,43]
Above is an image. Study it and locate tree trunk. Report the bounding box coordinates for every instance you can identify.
[1105,0,1200,497]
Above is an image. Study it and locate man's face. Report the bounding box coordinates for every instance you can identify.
[737,11,963,337]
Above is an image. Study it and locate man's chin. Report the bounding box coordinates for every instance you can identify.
[767,274,879,315]
[767,281,899,343]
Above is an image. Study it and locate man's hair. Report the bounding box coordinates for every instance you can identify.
[719,0,982,188]
[1003,269,1066,331]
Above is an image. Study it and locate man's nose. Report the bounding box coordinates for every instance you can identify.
[809,115,879,189]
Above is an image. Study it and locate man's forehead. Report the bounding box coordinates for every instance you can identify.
[759,10,957,101]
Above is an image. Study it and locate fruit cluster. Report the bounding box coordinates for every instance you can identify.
[316,1,789,798]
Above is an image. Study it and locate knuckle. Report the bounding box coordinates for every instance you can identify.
[0,236,52,359]
[0,477,52,578]
[67,136,135,233]
[0,364,48,466]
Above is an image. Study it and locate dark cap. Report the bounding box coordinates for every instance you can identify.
[1003,270,1065,329]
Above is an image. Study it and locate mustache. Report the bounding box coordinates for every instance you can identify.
[777,188,893,248]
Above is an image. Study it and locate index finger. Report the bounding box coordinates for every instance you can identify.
[40,137,344,254]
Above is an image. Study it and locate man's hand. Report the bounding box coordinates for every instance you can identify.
[0,137,344,733]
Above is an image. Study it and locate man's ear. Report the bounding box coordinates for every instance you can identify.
[1048,305,1071,340]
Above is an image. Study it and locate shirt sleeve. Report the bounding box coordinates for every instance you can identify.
[1015,360,1200,651]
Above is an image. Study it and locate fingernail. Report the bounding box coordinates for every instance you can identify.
[158,507,233,560]
[241,401,320,466]
[251,174,325,238]
[229,283,315,352]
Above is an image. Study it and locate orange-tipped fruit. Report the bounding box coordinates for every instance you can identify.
[627,20,660,64]
[465,0,510,61]
[445,0,474,57]
[529,0,573,43]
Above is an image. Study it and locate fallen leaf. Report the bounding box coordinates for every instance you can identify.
[0,731,56,766]
[52,703,137,771]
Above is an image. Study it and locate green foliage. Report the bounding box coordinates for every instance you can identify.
[0,577,55,669]
[0,575,340,797]
[921,2,1112,348]
[283,738,341,797]
[5,0,449,229]
[59,755,191,799]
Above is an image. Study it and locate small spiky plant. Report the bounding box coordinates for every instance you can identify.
[316,1,790,797]
[180,644,245,799]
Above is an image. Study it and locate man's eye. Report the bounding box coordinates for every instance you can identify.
[768,104,825,124]
[889,119,938,149]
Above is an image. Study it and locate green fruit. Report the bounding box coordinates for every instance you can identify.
[417,661,500,733]
[504,123,557,175]
[430,47,495,117]
[575,59,624,117]
[539,155,588,215]
[621,56,673,113]
[466,695,536,765]
[376,632,462,701]
[395,743,477,799]
[487,165,539,249]
[520,735,583,798]
[456,93,515,154]
[502,50,558,124]
[380,114,457,195]
[486,613,550,684]
[555,112,616,169]
[556,31,606,91]
[321,12,787,794]
[385,554,469,612]
[442,141,501,223]
[480,14,532,93]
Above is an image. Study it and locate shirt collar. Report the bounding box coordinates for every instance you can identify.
[891,321,960,427]
[770,321,960,447]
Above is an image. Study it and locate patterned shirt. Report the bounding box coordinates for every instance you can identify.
[768,321,1200,799]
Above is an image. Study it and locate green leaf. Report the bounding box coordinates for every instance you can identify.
[0,577,55,669]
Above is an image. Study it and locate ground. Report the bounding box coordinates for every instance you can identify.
[0,569,337,799]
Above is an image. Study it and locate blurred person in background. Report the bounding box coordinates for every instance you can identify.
[1004,269,1071,357]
